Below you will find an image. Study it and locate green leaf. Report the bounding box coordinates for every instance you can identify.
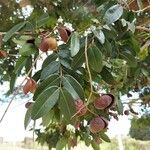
[71,48,85,69]
[14,56,28,74]
[116,96,123,115]
[88,45,103,72]
[24,106,32,129]
[36,13,49,27]
[100,67,115,85]
[91,140,100,150]
[63,75,84,100]
[93,29,105,44]
[104,4,123,24]
[100,132,111,142]
[42,109,54,127]
[25,56,32,76]
[59,89,76,123]
[42,53,58,68]
[120,51,137,67]
[9,73,17,93]
[70,32,80,57]
[19,43,36,56]
[31,86,60,120]
[3,22,26,42]
[56,137,68,150]
[33,74,60,101]
[40,61,60,80]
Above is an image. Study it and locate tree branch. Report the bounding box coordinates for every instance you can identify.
[0,53,43,123]
[136,26,150,32]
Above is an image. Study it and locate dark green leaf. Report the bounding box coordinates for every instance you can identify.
[36,13,49,27]
[25,56,32,76]
[59,89,76,123]
[24,106,32,129]
[104,4,123,24]
[40,61,60,80]
[71,48,85,69]
[42,53,58,68]
[14,56,28,74]
[3,22,26,42]
[42,109,54,127]
[91,140,100,150]
[63,75,84,100]
[33,74,60,100]
[100,132,111,142]
[19,43,36,56]
[88,45,103,72]
[100,67,115,85]
[9,73,17,93]
[120,51,137,67]
[31,86,60,120]
[56,137,68,150]
[116,96,123,115]
[70,32,80,57]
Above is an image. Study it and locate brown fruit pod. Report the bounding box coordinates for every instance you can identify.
[94,94,114,110]
[0,50,8,58]
[58,26,71,43]
[39,37,57,52]
[23,78,37,94]
[89,116,106,133]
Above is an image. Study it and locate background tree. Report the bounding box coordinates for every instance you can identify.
[0,0,150,149]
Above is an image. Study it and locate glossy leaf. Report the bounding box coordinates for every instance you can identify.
[116,96,123,115]
[33,74,60,101]
[63,74,84,100]
[31,86,60,120]
[70,32,80,57]
[88,45,103,73]
[40,61,60,80]
[3,22,26,42]
[104,4,123,24]
[42,53,58,68]
[59,89,76,123]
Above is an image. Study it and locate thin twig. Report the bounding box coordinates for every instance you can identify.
[0,53,43,123]
[133,5,150,12]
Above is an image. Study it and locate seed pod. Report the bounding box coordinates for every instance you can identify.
[58,26,71,43]
[39,37,57,52]
[94,94,114,110]
[89,116,107,133]
[23,78,37,94]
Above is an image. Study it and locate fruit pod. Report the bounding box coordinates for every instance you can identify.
[0,50,8,58]
[39,37,57,52]
[89,116,108,133]
[57,26,71,43]
[94,94,115,110]
[75,99,87,116]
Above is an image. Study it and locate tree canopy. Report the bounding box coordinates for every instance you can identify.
[0,0,150,149]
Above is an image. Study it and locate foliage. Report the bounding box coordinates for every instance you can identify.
[0,0,150,149]
[130,115,150,141]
